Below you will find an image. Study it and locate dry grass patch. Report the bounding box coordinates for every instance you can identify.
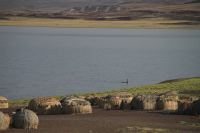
[0,17,200,29]
[116,126,170,133]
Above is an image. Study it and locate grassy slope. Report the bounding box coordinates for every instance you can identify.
[125,78,200,95]
[10,78,200,106]
[83,78,200,97]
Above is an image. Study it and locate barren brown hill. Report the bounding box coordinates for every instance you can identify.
[0,0,199,22]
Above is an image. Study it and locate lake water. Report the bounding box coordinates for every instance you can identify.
[0,26,200,99]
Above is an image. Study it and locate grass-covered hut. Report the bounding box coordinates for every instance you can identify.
[85,95,104,107]
[61,96,92,114]
[12,108,39,129]
[131,95,158,110]
[0,96,8,109]
[103,92,133,110]
[156,91,179,113]
[28,97,62,115]
[0,111,10,130]
[177,95,199,115]
[191,99,200,116]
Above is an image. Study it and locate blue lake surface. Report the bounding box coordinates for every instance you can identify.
[0,26,200,99]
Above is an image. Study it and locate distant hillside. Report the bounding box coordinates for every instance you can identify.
[0,0,195,11]
[188,0,200,3]
[122,0,193,3]
[0,0,199,22]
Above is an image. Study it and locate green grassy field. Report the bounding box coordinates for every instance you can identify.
[9,77,200,106]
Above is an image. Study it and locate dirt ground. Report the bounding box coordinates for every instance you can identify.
[1,107,200,133]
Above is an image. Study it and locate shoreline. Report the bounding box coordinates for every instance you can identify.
[8,77,200,106]
[0,17,200,29]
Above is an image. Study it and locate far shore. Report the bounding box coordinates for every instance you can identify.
[0,17,200,29]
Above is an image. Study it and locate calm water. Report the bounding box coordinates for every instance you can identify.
[0,26,200,99]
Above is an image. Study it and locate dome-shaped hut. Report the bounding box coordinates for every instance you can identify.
[0,111,10,130]
[191,99,200,116]
[28,97,61,115]
[12,108,39,129]
[156,91,179,113]
[104,92,133,110]
[131,95,145,110]
[103,103,112,110]
[85,95,102,107]
[61,97,92,114]
[178,95,199,115]
[0,96,8,109]
[131,95,158,110]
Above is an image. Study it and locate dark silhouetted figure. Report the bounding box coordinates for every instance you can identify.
[121,79,128,84]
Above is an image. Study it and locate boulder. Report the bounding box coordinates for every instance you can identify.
[28,97,62,115]
[12,108,39,129]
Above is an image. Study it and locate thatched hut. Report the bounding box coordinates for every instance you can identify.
[0,111,10,130]
[85,95,102,106]
[12,108,39,129]
[131,95,158,110]
[191,99,200,116]
[161,91,179,100]
[103,103,112,110]
[97,97,107,108]
[0,96,8,109]
[156,91,179,113]
[131,95,145,110]
[28,97,62,115]
[177,96,199,115]
[61,97,92,114]
[104,92,133,110]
